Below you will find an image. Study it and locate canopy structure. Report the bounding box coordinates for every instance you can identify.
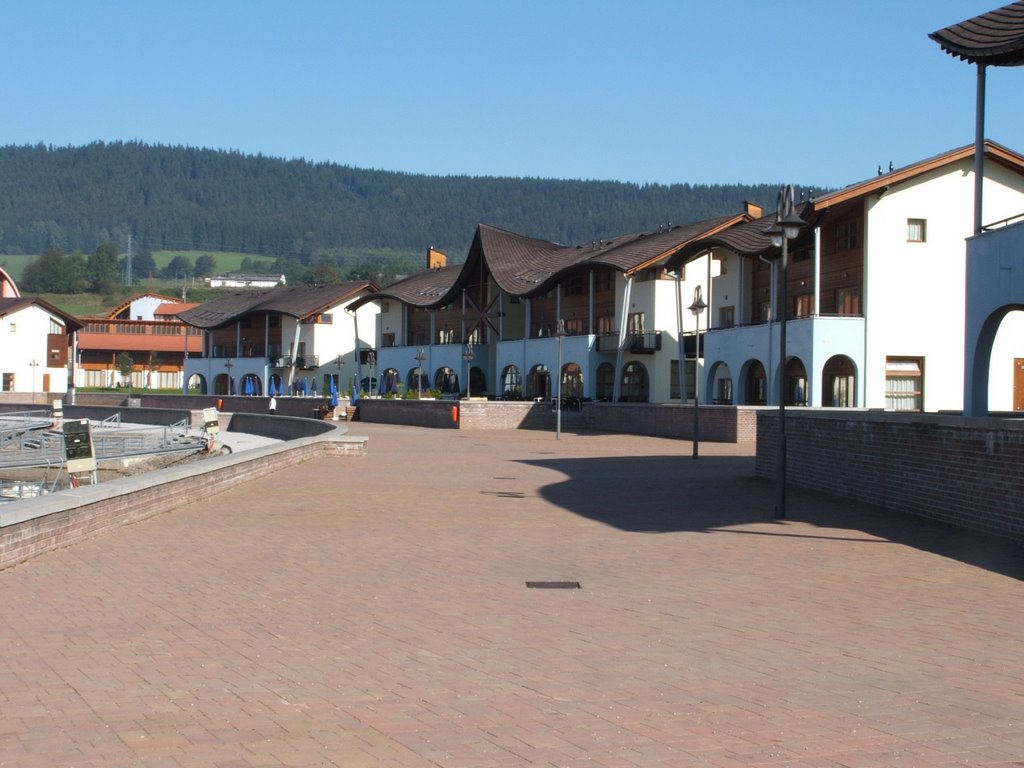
[931,1,1024,233]
[930,1,1024,65]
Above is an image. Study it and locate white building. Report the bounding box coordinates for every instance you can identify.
[0,291,81,399]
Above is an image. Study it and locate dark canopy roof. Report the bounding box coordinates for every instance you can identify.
[368,213,746,310]
[930,1,1024,66]
[177,281,376,330]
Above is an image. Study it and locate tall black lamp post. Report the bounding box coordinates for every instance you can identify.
[688,286,707,459]
[763,185,806,519]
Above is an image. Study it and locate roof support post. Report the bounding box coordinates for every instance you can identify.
[975,62,986,235]
[588,270,595,335]
[813,227,821,317]
[612,275,633,403]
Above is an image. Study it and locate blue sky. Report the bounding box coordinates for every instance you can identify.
[1,1,1019,189]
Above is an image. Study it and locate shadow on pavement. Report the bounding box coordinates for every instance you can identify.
[518,453,1024,581]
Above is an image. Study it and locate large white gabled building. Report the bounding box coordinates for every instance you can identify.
[684,140,1024,412]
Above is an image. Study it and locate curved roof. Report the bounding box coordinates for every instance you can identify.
[0,267,19,298]
[930,1,1024,66]
[370,214,746,310]
[669,206,815,267]
[177,281,377,330]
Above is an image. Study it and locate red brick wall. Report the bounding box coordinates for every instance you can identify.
[756,410,1024,541]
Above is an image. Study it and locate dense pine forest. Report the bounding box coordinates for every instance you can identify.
[0,142,819,258]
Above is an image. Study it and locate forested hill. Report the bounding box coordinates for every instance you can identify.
[0,141,814,259]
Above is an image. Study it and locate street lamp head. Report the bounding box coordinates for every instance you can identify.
[780,208,806,240]
[688,285,707,316]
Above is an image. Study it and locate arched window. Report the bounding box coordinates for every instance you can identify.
[620,361,648,402]
[407,367,429,394]
[501,365,522,399]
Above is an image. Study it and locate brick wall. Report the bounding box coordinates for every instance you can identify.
[756,410,1024,541]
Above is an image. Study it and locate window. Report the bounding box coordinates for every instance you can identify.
[716,378,733,404]
[2,373,12,391]
[794,294,813,318]
[381,332,396,348]
[836,221,859,251]
[836,287,861,315]
[594,271,615,292]
[565,276,584,295]
[8,323,14,333]
[670,359,696,401]
[596,314,615,335]
[626,312,645,332]
[907,218,927,242]
[885,357,924,411]
[380,301,390,313]
[759,301,772,323]
[719,306,735,329]
[49,319,63,334]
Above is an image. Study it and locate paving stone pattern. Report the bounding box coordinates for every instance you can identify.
[0,424,1022,767]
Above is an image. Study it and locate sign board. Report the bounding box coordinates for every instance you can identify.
[203,407,220,434]
[63,418,96,474]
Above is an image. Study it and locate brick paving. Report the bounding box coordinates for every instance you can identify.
[0,423,1022,767]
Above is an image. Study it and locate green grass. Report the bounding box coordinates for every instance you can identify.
[0,254,38,281]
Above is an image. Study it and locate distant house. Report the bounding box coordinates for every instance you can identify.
[0,294,81,399]
[75,294,203,390]
[206,273,286,289]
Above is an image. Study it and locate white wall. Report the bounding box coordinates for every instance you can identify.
[0,304,69,396]
[864,160,1024,411]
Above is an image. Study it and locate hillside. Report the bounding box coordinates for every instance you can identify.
[0,142,821,261]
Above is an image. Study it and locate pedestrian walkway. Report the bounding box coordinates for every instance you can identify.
[0,424,1021,767]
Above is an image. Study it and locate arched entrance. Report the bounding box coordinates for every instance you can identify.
[407,367,429,395]
[214,373,232,395]
[527,364,550,400]
[620,361,648,402]
[501,365,522,399]
[468,366,486,397]
[380,368,400,395]
[708,362,733,404]
[784,357,809,406]
[561,362,583,398]
[186,373,207,395]
[435,367,459,396]
[742,360,767,405]
[822,355,857,407]
[241,373,262,396]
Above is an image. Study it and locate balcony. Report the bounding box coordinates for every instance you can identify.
[596,331,663,354]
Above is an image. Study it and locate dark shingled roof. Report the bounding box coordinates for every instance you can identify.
[177,282,376,330]
[371,214,747,310]
[930,1,1024,66]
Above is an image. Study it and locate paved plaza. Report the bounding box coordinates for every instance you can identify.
[0,423,1022,767]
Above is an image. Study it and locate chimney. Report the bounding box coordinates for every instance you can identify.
[743,201,763,219]
[427,246,447,270]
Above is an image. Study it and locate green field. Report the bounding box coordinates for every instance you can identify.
[1,250,275,282]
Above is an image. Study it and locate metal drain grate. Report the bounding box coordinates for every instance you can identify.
[526,581,581,589]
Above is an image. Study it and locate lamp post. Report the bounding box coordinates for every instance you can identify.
[688,287,707,459]
[462,341,474,399]
[335,355,344,398]
[763,185,806,520]
[29,359,39,405]
[414,348,426,397]
[554,319,566,440]
[224,358,234,396]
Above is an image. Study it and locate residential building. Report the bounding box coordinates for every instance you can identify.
[0,288,81,398]
[177,282,379,396]
[206,274,286,288]
[361,207,760,403]
[682,141,1024,412]
[75,293,203,390]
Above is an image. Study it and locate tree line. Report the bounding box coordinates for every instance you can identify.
[0,141,819,260]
